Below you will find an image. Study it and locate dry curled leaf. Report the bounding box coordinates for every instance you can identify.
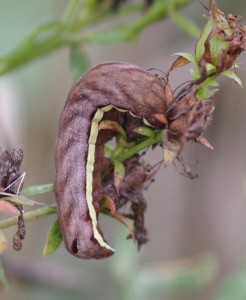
[0,148,26,251]
[103,156,152,249]
[13,211,26,251]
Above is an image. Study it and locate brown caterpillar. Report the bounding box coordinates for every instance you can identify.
[54,62,167,259]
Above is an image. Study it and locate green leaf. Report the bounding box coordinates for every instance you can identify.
[196,76,219,99]
[104,144,114,156]
[206,63,216,73]
[62,0,80,25]
[174,52,198,65]
[0,205,56,230]
[70,46,90,81]
[190,69,200,80]
[209,34,229,66]
[0,261,8,288]
[113,161,125,194]
[196,87,219,100]
[20,183,53,196]
[42,219,63,258]
[133,126,157,138]
[171,11,201,38]
[221,70,243,87]
[199,76,219,88]
[195,18,215,61]
[0,194,35,206]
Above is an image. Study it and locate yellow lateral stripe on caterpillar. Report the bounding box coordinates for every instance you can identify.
[86,108,115,251]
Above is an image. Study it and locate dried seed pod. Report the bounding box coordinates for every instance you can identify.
[0,149,24,194]
[0,149,26,250]
[167,93,214,143]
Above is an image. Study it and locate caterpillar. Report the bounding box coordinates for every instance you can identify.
[54,61,167,259]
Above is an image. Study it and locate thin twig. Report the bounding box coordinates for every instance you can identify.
[0,205,56,229]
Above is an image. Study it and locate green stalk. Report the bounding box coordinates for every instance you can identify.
[0,0,192,75]
[0,205,56,229]
[114,133,162,163]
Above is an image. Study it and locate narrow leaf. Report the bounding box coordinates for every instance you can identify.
[209,34,229,66]
[199,76,219,87]
[205,63,216,72]
[171,11,201,38]
[42,219,63,258]
[221,70,243,87]
[113,160,125,194]
[196,87,219,100]
[190,69,200,80]
[0,194,35,206]
[0,205,56,230]
[174,52,198,65]
[20,183,53,196]
[0,193,45,206]
[62,0,80,25]
[195,18,215,61]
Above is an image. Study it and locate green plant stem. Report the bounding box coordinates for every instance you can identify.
[0,0,192,75]
[0,205,56,229]
[114,131,162,162]
[62,0,81,25]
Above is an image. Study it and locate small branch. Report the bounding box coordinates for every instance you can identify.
[0,0,192,75]
[115,132,162,163]
[0,205,56,229]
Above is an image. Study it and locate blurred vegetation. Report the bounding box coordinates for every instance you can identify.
[0,0,194,76]
[0,1,246,300]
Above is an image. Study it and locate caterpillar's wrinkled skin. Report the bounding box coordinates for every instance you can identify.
[54,62,167,259]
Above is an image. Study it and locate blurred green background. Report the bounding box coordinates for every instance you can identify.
[1,1,246,300]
